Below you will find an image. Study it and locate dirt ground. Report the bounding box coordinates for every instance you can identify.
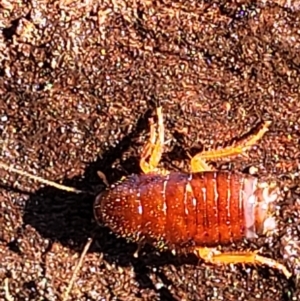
[0,0,300,300]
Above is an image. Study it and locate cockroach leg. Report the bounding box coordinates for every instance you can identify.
[140,106,169,175]
[189,156,214,173]
[190,121,272,173]
[194,247,292,279]
[97,170,109,186]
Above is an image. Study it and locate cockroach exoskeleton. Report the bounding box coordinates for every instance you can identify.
[94,106,291,278]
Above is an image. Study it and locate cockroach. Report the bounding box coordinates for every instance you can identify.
[0,106,291,279]
[94,106,291,278]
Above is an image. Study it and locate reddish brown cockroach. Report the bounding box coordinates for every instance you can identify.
[94,171,278,249]
[94,106,291,278]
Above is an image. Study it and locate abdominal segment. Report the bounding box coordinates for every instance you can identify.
[95,171,256,249]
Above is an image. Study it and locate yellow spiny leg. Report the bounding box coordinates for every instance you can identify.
[140,107,169,175]
[194,247,291,278]
[190,121,272,173]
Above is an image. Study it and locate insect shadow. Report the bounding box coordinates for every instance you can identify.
[8,108,196,300]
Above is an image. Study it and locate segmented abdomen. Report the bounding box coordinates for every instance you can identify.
[94,171,257,248]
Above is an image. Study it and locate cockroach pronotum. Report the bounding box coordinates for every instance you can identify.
[0,106,292,280]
